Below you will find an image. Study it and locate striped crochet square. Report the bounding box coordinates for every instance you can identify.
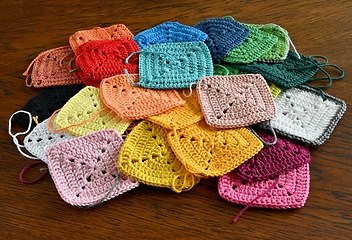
[196,74,277,128]
[133,21,208,50]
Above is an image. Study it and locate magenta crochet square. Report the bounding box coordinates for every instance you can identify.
[196,74,277,128]
[236,129,311,182]
[46,129,139,207]
[218,163,310,209]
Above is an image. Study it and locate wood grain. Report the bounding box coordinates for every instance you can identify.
[1,0,351,239]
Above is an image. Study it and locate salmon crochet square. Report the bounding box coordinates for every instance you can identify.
[133,21,208,50]
[260,85,347,146]
[46,129,139,207]
[118,121,200,193]
[100,74,185,119]
[194,18,250,62]
[23,46,82,88]
[137,42,213,89]
[69,24,134,52]
[218,163,310,209]
[196,74,277,128]
[236,129,311,183]
[73,39,139,87]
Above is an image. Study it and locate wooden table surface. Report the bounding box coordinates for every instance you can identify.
[1,0,351,239]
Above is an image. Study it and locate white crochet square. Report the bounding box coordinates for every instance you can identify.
[261,86,346,146]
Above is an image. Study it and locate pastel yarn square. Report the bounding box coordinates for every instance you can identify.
[118,121,200,192]
[137,42,213,89]
[233,51,320,89]
[100,74,185,119]
[167,120,264,178]
[147,90,204,130]
[222,24,278,64]
[196,74,277,128]
[260,85,347,146]
[218,163,310,209]
[69,24,134,52]
[23,46,82,88]
[73,39,139,87]
[133,21,208,50]
[24,118,75,163]
[236,129,311,182]
[13,85,83,130]
[194,18,250,62]
[54,86,132,136]
[46,129,139,207]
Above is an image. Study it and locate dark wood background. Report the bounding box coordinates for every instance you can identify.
[1,0,351,239]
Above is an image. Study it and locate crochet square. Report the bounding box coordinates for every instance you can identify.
[133,21,208,50]
[24,118,75,163]
[69,24,134,52]
[260,85,347,146]
[233,51,320,89]
[196,74,277,128]
[213,62,247,76]
[23,46,82,88]
[236,129,311,182]
[147,90,204,130]
[222,24,278,64]
[73,39,139,87]
[118,121,200,192]
[13,85,83,130]
[194,18,250,62]
[54,86,132,136]
[46,129,139,207]
[138,42,213,89]
[167,120,264,177]
[218,163,310,209]
[100,74,185,119]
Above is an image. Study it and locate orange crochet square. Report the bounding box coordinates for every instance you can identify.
[100,74,185,120]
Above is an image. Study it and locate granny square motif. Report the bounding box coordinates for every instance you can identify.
[236,129,311,182]
[100,74,185,119]
[218,163,310,209]
[138,42,213,89]
[118,121,200,192]
[54,86,132,136]
[260,85,347,145]
[167,120,263,177]
[23,46,82,88]
[46,129,139,207]
[196,74,277,128]
[194,18,250,62]
[133,21,208,50]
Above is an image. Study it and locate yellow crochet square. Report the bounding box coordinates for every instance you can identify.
[167,120,263,178]
[118,121,200,193]
[268,81,282,99]
[54,86,132,136]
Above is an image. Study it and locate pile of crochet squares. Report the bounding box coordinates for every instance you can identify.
[12,17,346,217]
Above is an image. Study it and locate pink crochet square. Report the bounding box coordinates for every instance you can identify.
[46,129,139,207]
[218,163,310,209]
[236,129,311,182]
[197,74,277,128]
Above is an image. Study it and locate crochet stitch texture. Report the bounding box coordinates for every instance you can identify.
[236,129,311,182]
[133,21,208,50]
[167,120,264,177]
[118,121,200,192]
[196,74,277,128]
[46,129,139,207]
[23,46,82,88]
[138,42,213,89]
[218,163,310,209]
[100,74,185,119]
[54,86,132,136]
[69,24,134,52]
[260,85,347,146]
[194,18,250,62]
[73,39,139,87]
